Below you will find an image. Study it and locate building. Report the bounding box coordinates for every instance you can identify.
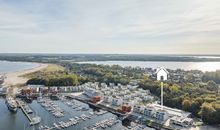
[84,88,101,98]
[143,95,154,101]
[152,104,191,118]
[101,83,107,88]
[127,85,138,90]
[143,107,155,117]
[123,95,131,100]
[112,98,123,106]
[103,96,113,103]
[170,116,193,127]
[91,96,101,103]
[156,67,169,81]
[155,109,168,121]
[133,105,145,113]
[118,104,132,114]
[129,80,139,86]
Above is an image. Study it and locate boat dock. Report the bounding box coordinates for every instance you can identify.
[66,95,130,119]
[39,112,120,130]
[16,99,41,125]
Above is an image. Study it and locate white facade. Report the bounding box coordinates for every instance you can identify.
[104,96,113,103]
[144,107,155,117]
[112,98,123,106]
[134,105,145,113]
[155,110,168,121]
[101,83,107,88]
[156,67,168,81]
[170,116,193,127]
[123,95,131,100]
[84,87,101,97]
[143,95,153,101]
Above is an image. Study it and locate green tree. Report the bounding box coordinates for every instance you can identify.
[207,80,218,91]
[182,99,192,111]
[199,103,217,124]
[169,84,179,92]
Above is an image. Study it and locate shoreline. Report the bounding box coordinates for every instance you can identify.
[2,63,48,87]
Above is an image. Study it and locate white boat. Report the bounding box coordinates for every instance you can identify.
[5,97,18,112]
[30,116,41,125]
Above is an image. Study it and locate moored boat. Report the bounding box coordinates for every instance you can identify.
[5,97,18,112]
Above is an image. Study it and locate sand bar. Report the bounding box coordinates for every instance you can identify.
[2,63,48,86]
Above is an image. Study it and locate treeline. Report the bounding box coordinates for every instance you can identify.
[26,64,80,86]
[1,54,220,62]
[27,74,79,86]
[61,63,144,85]
[139,79,220,125]
[203,70,220,84]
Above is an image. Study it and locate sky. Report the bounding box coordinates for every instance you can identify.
[0,0,220,54]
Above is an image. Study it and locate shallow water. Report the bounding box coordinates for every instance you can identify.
[0,61,39,74]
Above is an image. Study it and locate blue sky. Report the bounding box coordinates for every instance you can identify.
[0,0,220,54]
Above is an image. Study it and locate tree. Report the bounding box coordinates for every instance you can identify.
[190,101,201,116]
[27,74,79,86]
[207,80,219,91]
[182,99,192,111]
[199,103,217,124]
[169,84,179,92]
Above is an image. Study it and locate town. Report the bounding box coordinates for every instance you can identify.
[18,81,198,130]
[0,65,216,130]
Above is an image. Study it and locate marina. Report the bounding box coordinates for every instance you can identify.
[38,112,120,130]
[66,95,130,118]
[17,99,41,125]
[0,97,126,130]
[37,96,124,130]
[37,97,64,118]
[84,117,121,130]
[37,96,125,130]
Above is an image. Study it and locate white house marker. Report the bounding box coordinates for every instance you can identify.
[156,67,169,110]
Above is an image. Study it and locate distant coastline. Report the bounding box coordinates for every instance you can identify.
[1,54,220,62]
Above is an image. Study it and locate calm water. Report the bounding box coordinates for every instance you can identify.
[0,98,29,130]
[0,98,124,130]
[0,61,39,74]
[77,61,220,72]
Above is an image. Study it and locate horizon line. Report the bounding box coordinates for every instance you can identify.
[0,52,220,56]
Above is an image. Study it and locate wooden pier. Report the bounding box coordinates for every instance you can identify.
[17,100,32,122]
[16,100,41,125]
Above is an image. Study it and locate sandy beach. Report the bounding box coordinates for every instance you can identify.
[2,63,48,86]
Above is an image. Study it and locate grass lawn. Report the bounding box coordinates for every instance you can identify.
[41,64,65,73]
[22,64,65,78]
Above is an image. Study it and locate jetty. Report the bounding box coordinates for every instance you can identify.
[16,99,41,125]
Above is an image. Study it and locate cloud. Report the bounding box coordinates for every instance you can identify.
[0,0,220,54]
